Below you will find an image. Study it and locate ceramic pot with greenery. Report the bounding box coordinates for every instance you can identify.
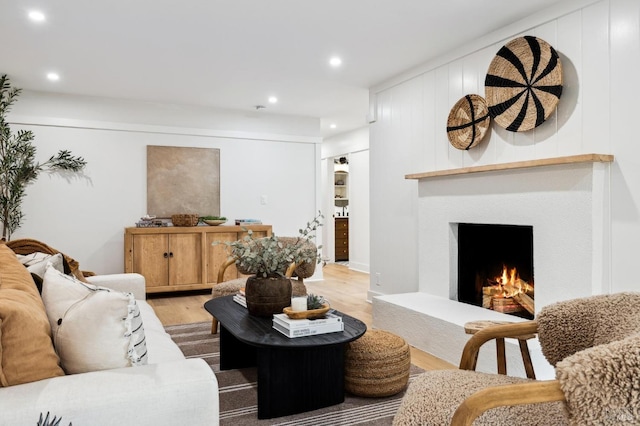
[243,275,293,317]
[225,212,322,316]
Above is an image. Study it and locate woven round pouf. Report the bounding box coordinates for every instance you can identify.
[344,329,411,397]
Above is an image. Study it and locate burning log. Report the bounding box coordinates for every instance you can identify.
[481,265,535,316]
[483,286,503,308]
[513,293,535,315]
[491,296,524,314]
[483,295,492,309]
[515,279,535,298]
[487,280,533,297]
[500,283,520,296]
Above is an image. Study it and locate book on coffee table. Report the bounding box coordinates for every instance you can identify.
[272,320,344,338]
[272,312,342,329]
[233,293,247,308]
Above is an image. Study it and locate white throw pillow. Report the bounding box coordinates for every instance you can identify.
[41,264,148,374]
[17,252,65,279]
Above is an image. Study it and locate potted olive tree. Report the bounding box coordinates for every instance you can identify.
[0,74,86,240]
[226,212,323,316]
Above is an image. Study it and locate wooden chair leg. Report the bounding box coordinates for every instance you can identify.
[518,339,536,379]
[463,320,537,377]
[211,317,219,334]
[496,338,507,374]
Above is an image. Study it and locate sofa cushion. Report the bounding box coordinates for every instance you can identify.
[18,252,65,277]
[42,265,148,374]
[0,244,65,386]
[6,238,91,282]
[17,252,65,293]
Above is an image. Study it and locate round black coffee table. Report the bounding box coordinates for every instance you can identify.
[204,295,367,419]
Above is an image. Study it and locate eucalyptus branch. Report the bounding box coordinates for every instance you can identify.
[41,149,87,172]
[223,211,324,278]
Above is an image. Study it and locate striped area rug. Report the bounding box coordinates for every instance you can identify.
[165,321,423,425]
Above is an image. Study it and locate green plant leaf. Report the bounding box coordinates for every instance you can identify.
[218,211,323,278]
[0,74,86,239]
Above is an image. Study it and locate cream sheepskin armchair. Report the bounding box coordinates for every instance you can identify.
[393,292,640,425]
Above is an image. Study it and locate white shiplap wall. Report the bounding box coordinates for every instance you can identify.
[369,0,640,296]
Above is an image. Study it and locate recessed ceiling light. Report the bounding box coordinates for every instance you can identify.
[329,57,342,67]
[28,10,46,22]
[46,72,60,81]
[268,96,278,104]
[330,123,337,129]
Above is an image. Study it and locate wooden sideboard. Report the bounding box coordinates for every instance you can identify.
[335,217,349,261]
[124,225,272,293]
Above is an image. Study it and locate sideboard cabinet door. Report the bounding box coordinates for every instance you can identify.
[125,225,272,293]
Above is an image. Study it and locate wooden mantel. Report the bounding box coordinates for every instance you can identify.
[405,154,614,180]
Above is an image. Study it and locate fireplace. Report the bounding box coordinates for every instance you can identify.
[457,223,534,319]
[373,156,613,379]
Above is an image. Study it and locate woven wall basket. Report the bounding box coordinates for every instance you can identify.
[485,36,563,132]
[446,94,490,150]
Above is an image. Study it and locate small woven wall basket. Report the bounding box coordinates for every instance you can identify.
[484,35,563,132]
[171,214,199,227]
[446,94,491,150]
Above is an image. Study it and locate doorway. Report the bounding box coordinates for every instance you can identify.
[321,143,369,273]
[334,156,349,263]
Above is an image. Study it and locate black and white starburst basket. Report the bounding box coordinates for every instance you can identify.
[485,36,563,132]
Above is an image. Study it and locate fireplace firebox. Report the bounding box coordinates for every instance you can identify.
[457,223,534,319]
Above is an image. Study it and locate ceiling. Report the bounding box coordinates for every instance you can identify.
[0,0,564,138]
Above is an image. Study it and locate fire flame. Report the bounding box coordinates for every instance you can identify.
[482,264,535,316]
[496,266,517,286]
[491,265,532,298]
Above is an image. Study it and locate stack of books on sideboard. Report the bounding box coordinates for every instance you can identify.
[273,312,344,338]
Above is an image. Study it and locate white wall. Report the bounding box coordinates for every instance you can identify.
[321,127,370,273]
[7,92,323,276]
[347,149,369,273]
[321,126,369,158]
[369,0,640,296]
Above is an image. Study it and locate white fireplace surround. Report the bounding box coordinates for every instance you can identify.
[373,155,612,379]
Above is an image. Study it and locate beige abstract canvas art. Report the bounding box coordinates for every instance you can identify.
[146,146,220,218]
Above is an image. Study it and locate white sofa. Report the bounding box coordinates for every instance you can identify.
[0,272,219,426]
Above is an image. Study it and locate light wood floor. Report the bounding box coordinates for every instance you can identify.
[147,263,455,371]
